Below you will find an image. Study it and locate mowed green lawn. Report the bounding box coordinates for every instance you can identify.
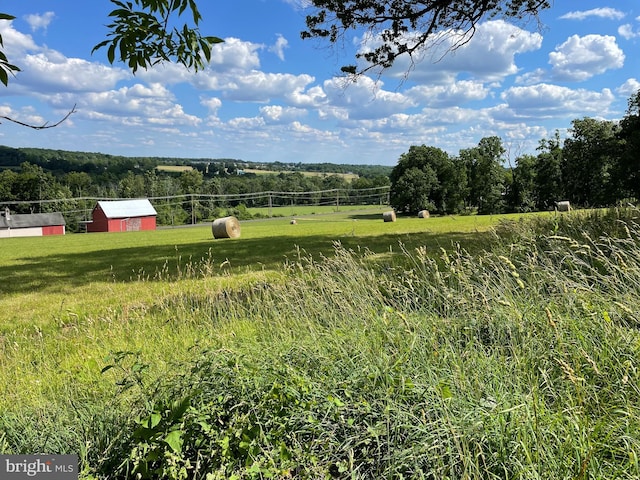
[0,209,542,410]
[0,209,540,302]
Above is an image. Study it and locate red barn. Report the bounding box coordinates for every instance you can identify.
[86,199,157,233]
[0,209,66,238]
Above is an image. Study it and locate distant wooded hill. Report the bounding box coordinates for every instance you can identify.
[0,145,392,232]
[0,145,392,178]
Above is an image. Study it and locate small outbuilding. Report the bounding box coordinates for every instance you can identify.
[0,208,66,238]
[86,199,157,233]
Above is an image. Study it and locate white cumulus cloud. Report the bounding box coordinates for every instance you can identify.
[323,76,415,120]
[222,72,316,103]
[406,80,489,107]
[65,82,202,128]
[208,37,262,71]
[269,35,289,61]
[18,52,129,92]
[201,96,222,114]
[500,84,615,118]
[618,24,640,40]
[364,20,542,83]
[24,12,55,32]
[549,35,624,81]
[617,78,640,97]
[260,105,307,123]
[0,21,40,55]
[559,8,625,21]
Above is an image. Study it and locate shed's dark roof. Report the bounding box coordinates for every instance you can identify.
[0,212,66,229]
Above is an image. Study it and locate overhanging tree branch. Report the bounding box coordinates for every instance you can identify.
[0,1,223,129]
[91,0,223,74]
[0,104,77,129]
[302,0,552,77]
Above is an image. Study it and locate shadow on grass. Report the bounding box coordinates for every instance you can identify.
[347,212,464,221]
[348,213,387,221]
[1,230,495,295]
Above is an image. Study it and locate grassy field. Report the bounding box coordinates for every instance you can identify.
[248,204,389,217]
[0,209,506,403]
[242,168,359,181]
[156,165,194,173]
[0,208,525,299]
[1,207,639,479]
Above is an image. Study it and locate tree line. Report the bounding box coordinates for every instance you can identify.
[0,149,391,231]
[390,91,640,215]
[2,89,638,227]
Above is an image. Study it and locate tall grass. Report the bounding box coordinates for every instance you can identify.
[1,208,639,479]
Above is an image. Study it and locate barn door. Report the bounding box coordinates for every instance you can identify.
[126,217,142,231]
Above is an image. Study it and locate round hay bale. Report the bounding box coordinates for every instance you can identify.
[290,219,297,225]
[556,201,571,212]
[212,216,241,239]
[383,211,396,222]
[418,210,430,219]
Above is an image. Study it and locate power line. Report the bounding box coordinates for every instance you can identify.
[0,187,391,221]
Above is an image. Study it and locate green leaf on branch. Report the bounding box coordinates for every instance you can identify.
[164,430,184,454]
[93,0,223,74]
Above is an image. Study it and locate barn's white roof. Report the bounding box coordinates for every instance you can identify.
[96,199,157,218]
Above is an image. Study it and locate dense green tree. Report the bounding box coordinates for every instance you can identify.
[302,0,551,76]
[178,169,205,222]
[616,90,640,200]
[505,153,537,212]
[0,169,18,201]
[460,137,506,214]
[390,146,434,213]
[562,117,620,207]
[389,145,464,214]
[321,174,349,191]
[118,171,146,198]
[178,169,204,194]
[142,170,161,198]
[153,174,187,225]
[391,166,438,213]
[440,156,468,213]
[272,173,323,205]
[0,162,72,213]
[63,171,93,197]
[351,174,391,199]
[14,163,55,204]
[350,176,373,191]
[533,134,564,210]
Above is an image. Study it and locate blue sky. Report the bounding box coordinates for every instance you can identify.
[0,1,639,165]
